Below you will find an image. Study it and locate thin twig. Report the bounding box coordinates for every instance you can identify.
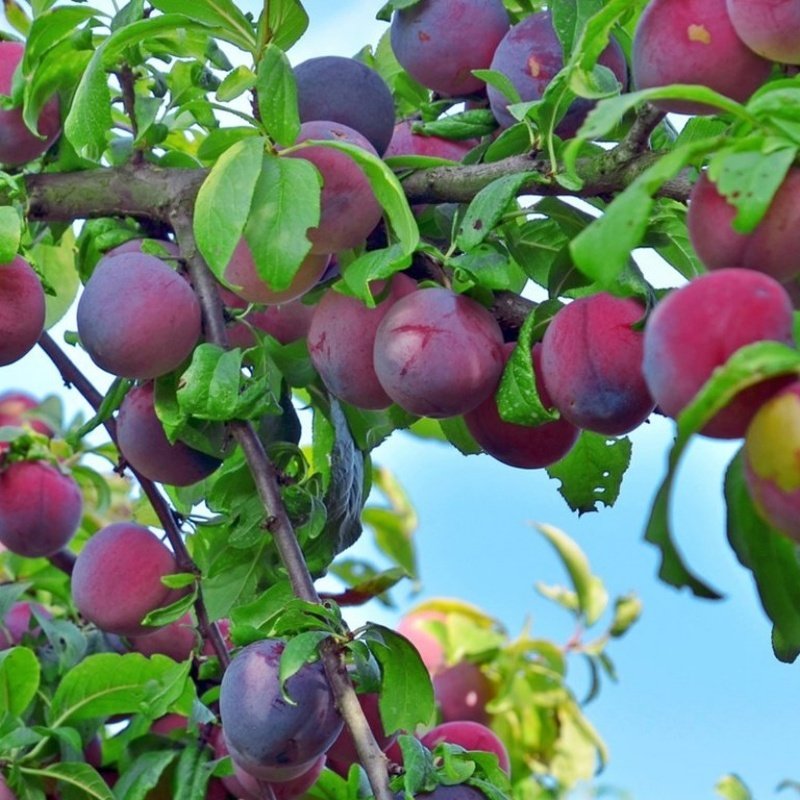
[37,332,231,668]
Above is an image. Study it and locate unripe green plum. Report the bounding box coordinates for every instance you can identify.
[116,382,221,487]
[727,0,800,64]
[308,274,417,410]
[71,522,185,637]
[744,382,800,541]
[465,343,579,469]
[77,252,201,379]
[0,255,46,367]
[0,41,60,166]
[0,460,82,557]
[687,170,800,283]
[373,287,505,418]
[643,269,795,438]
[632,0,772,114]
[219,639,343,781]
[283,121,383,254]
[540,294,655,436]
[390,0,510,96]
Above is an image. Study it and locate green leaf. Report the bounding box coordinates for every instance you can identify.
[194,135,266,278]
[263,0,309,51]
[340,244,412,306]
[457,173,538,251]
[362,624,435,734]
[725,453,800,663]
[243,154,321,292]
[215,64,257,102]
[23,6,98,71]
[48,654,191,727]
[398,734,438,798]
[33,237,81,331]
[63,48,111,160]
[176,344,245,420]
[256,44,300,147]
[278,630,329,691]
[172,740,213,800]
[536,524,607,626]
[645,341,800,599]
[608,593,642,638]
[19,763,113,800]
[496,303,561,427]
[0,206,20,264]
[110,750,178,800]
[0,646,40,715]
[570,139,717,286]
[546,431,632,514]
[140,587,198,628]
[148,0,256,52]
[715,774,753,800]
[416,109,497,140]
[300,138,418,254]
[707,144,797,233]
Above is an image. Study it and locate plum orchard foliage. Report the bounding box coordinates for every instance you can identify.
[0,0,800,797]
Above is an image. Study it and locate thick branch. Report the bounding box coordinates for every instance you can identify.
[37,332,231,668]
[170,214,394,800]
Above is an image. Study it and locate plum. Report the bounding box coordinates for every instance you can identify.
[642,269,795,438]
[223,241,330,306]
[0,460,82,557]
[0,775,15,800]
[0,41,60,167]
[116,382,221,487]
[150,714,189,737]
[384,121,476,161]
[219,639,343,781]
[233,755,326,800]
[294,56,395,155]
[326,693,394,775]
[390,0,510,96]
[397,609,447,672]
[727,0,800,64]
[433,662,493,725]
[71,522,185,637]
[0,255,46,367]
[540,294,655,436]
[283,121,383,254]
[308,273,417,409]
[743,382,800,542]
[465,342,579,469]
[0,392,55,437]
[105,238,180,260]
[0,601,51,649]
[487,10,628,137]
[687,169,800,283]
[396,784,488,800]
[420,721,510,773]
[128,612,197,661]
[373,287,505,418]
[631,0,772,115]
[77,252,202,379]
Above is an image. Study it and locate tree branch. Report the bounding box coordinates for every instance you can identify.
[36,332,231,668]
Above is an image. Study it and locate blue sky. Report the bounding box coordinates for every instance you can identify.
[3,2,799,798]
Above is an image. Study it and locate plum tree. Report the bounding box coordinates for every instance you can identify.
[687,169,800,282]
[308,273,417,409]
[643,269,795,438]
[540,294,655,436]
[487,10,628,136]
[283,121,383,254]
[390,0,510,96]
[0,460,82,557]
[116,382,222,487]
[294,56,395,155]
[373,287,505,418]
[76,252,202,379]
[0,256,46,367]
[420,721,510,773]
[71,522,184,637]
[465,343,580,469]
[222,241,330,305]
[0,41,60,166]
[726,0,800,64]
[219,639,343,781]
[631,0,772,114]
[743,382,800,541]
